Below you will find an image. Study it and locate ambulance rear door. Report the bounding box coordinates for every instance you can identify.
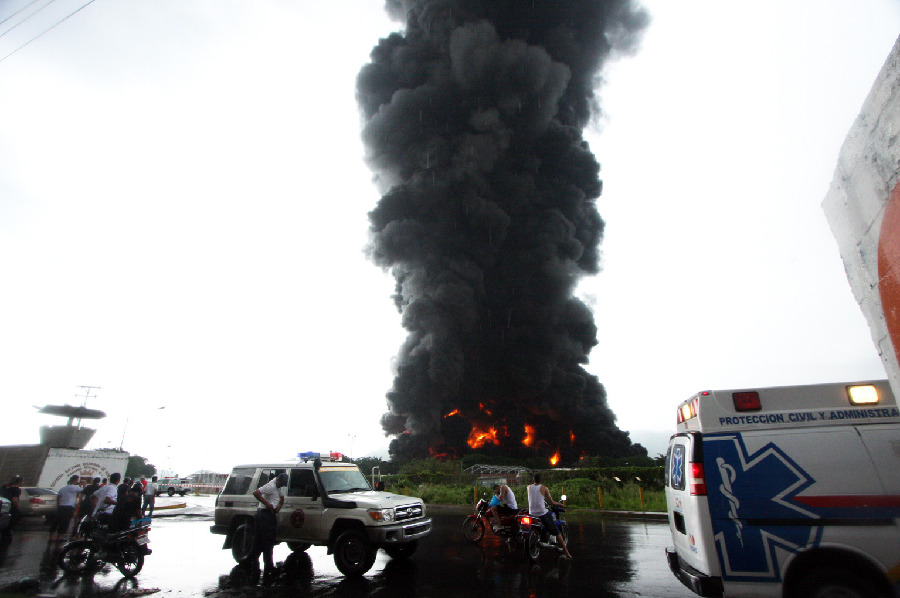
[666,432,721,587]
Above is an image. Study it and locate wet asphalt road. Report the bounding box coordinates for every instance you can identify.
[0,496,696,597]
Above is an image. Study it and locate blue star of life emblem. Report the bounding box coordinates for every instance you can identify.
[671,445,685,489]
[703,433,822,582]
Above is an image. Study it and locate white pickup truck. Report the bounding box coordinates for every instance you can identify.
[210,452,431,576]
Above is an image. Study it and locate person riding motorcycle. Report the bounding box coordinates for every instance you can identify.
[490,484,518,532]
[526,473,572,559]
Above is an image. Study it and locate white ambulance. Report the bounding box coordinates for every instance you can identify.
[664,380,900,598]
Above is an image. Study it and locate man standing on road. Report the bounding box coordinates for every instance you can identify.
[73,477,101,537]
[142,476,158,518]
[49,475,83,541]
[527,472,573,559]
[249,472,287,583]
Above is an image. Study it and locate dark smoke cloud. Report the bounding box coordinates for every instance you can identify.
[357,0,649,462]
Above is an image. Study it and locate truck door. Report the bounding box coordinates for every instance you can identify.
[279,468,323,542]
[665,433,720,578]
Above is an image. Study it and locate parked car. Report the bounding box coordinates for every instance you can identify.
[0,496,11,531]
[19,487,58,519]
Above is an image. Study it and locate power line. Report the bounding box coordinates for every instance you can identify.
[0,0,59,40]
[0,0,97,64]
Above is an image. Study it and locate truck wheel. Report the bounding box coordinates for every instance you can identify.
[796,569,888,598]
[462,516,485,543]
[526,528,542,562]
[384,541,417,560]
[231,522,255,564]
[287,541,311,553]
[167,488,175,497]
[333,530,376,576]
[179,490,187,497]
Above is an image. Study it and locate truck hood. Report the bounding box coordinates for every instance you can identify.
[327,491,423,509]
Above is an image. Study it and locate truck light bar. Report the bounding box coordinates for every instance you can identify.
[298,451,344,462]
[847,385,879,405]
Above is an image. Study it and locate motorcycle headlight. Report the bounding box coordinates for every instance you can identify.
[367,508,395,522]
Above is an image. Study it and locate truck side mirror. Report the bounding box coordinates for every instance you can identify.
[375,481,385,491]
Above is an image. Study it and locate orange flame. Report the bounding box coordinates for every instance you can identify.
[549,451,561,466]
[569,430,576,444]
[478,402,493,416]
[429,446,450,461]
[467,425,500,449]
[444,409,459,418]
[522,424,535,447]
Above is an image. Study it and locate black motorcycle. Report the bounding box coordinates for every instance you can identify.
[58,517,151,577]
[516,498,569,562]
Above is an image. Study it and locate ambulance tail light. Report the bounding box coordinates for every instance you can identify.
[733,391,761,412]
[689,462,707,496]
[847,385,879,405]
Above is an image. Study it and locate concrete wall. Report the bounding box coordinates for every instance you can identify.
[0,445,50,486]
[823,34,900,398]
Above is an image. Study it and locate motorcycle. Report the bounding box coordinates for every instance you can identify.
[462,497,525,544]
[58,517,152,577]
[516,496,569,562]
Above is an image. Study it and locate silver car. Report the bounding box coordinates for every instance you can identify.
[19,487,58,519]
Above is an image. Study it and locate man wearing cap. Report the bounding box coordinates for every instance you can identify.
[249,473,287,583]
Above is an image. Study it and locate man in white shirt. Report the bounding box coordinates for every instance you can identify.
[527,472,572,559]
[142,476,159,518]
[49,475,83,540]
[490,483,518,532]
[249,472,288,582]
[93,472,121,526]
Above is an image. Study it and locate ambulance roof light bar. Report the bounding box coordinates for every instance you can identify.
[676,397,700,423]
[847,385,879,405]
[298,451,344,462]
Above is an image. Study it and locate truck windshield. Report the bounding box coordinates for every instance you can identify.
[319,468,371,494]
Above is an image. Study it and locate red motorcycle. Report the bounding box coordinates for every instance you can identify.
[462,498,525,544]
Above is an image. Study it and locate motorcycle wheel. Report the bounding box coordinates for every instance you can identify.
[526,528,542,562]
[462,516,485,543]
[58,540,97,573]
[115,541,145,577]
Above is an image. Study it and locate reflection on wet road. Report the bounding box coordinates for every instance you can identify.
[0,498,695,597]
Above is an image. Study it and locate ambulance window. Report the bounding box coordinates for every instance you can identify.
[670,444,686,491]
[222,468,254,495]
[257,468,286,489]
[289,469,317,497]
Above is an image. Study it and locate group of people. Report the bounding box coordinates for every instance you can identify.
[0,473,162,542]
[489,473,573,560]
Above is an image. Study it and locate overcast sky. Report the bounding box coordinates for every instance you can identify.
[2,1,898,475]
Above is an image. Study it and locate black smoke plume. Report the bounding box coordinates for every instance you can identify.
[357,0,649,463]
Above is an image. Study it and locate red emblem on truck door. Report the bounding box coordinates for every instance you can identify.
[290,509,305,528]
